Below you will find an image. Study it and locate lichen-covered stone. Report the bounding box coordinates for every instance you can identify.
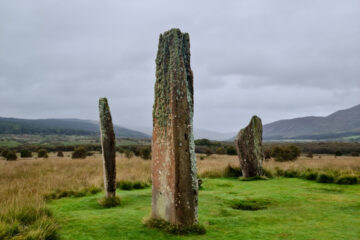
[99,98,116,198]
[152,28,198,226]
[235,115,264,178]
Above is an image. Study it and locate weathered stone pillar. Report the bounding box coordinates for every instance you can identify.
[235,115,264,178]
[151,28,198,226]
[99,98,116,198]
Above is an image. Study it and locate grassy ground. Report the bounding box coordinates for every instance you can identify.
[1,154,359,239]
[48,178,360,240]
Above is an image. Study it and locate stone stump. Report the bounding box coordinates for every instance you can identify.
[99,98,116,198]
[151,28,198,226]
[235,115,264,178]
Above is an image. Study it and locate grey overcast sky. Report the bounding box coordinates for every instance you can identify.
[1,0,359,132]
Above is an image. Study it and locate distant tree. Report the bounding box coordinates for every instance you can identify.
[215,147,226,155]
[264,149,272,161]
[20,149,32,158]
[57,151,64,157]
[1,149,9,158]
[271,145,301,162]
[194,138,212,146]
[124,150,134,159]
[351,152,359,157]
[38,149,48,158]
[140,147,151,160]
[6,151,17,161]
[205,147,213,156]
[72,146,87,159]
[334,151,342,157]
[226,146,237,155]
[306,152,313,158]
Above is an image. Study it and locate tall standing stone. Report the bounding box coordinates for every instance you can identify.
[151,28,198,226]
[99,98,116,198]
[235,115,264,178]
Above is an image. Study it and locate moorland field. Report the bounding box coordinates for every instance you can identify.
[0,153,359,239]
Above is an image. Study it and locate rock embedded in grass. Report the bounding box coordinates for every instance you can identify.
[235,115,264,178]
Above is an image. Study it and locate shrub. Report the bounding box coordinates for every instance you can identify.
[335,176,358,185]
[20,149,32,158]
[274,167,284,176]
[224,165,242,178]
[38,149,48,158]
[1,149,9,158]
[215,147,226,155]
[5,151,17,161]
[284,170,299,178]
[351,152,359,157]
[264,149,272,160]
[194,138,212,146]
[334,151,342,157]
[262,168,273,178]
[316,173,335,183]
[124,150,134,159]
[199,156,205,160]
[97,196,121,208]
[72,146,87,159]
[57,151,64,157]
[272,145,301,162]
[140,147,151,160]
[205,147,213,156]
[306,152,313,158]
[302,171,318,180]
[226,146,237,155]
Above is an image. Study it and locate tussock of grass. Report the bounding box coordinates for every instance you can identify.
[144,218,206,235]
[229,198,272,211]
[224,165,242,178]
[316,173,335,183]
[0,206,57,240]
[97,196,121,208]
[336,176,358,185]
[117,181,150,191]
[44,186,102,200]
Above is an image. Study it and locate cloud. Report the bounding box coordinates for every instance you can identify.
[0,0,359,132]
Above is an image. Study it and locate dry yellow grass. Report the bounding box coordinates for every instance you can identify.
[263,154,360,176]
[1,153,359,219]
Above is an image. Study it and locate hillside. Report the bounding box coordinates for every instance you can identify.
[0,117,150,139]
[263,104,360,140]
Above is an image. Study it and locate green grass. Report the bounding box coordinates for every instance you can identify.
[48,178,360,240]
[0,140,20,148]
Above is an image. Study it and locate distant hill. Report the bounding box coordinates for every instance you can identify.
[193,128,235,141]
[263,104,360,141]
[0,117,150,139]
[131,126,235,141]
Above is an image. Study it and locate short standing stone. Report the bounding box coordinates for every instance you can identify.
[151,28,198,226]
[235,115,264,178]
[99,98,116,198]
